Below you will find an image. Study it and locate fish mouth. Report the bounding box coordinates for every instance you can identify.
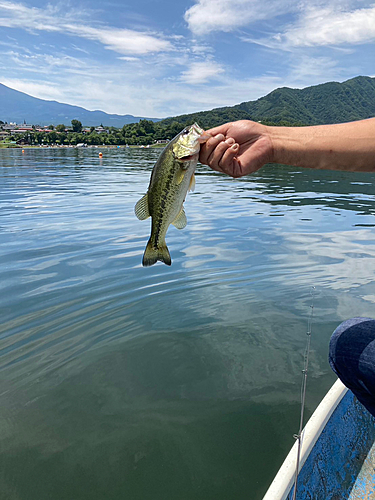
[179,152,199,162]
[179,154,196,162]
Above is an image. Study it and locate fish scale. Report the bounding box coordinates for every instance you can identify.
[151,170,177,248]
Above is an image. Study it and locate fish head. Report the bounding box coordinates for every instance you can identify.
[172,123,207,162]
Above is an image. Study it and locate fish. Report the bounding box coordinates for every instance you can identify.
[135,123,208,267]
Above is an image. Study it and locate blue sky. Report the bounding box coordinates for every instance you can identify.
[0,0,374,118]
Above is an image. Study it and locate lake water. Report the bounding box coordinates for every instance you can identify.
[1,147,375,500]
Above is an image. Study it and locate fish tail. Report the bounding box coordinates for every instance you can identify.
[142,238,171,267]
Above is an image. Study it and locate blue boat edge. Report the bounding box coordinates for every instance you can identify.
[263,379,375,500]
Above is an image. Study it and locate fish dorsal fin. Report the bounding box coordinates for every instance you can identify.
[189,173,195,192]
[172,207,187,230]
[135,193,150,220]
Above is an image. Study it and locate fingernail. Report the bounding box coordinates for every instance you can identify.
[231,143,239,150]
[225,138,235,145]
[215,134,225,141]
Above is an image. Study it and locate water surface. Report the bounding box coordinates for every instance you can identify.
[1,148,375,499]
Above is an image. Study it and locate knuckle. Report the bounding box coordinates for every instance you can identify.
[207,134,224,147]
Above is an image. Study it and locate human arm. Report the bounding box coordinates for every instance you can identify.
[199,118,375,177]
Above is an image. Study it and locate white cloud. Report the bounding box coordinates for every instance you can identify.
[288,56,342,86]
[118,56,140,62]
[1,78,66,101]
[64,25,172,55]
[1,67,286,117]
[184,0,295,35]
[5,50,85,71]
[0,1,74,31]
[180,61,224,84]
[0,1,172,55]
[189,42,214,55]
[279,5,375,47]
[185,0,375,49]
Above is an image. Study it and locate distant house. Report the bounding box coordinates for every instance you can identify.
[95,126,108,134]
[9,125,34,134]
[11,128,33,134]
[16,138,30,145]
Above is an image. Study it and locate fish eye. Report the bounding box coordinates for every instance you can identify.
[183,128,189,135]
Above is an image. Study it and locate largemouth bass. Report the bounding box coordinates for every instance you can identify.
[135,123,207,266]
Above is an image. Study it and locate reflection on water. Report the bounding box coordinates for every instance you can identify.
[1,148,375,499]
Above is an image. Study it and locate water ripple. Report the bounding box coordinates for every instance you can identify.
[1,149,375,500]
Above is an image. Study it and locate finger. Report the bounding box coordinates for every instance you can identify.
[208,139,235,171]
[199,133,225,164]
[217,143,240,175]
[232,146,265,176]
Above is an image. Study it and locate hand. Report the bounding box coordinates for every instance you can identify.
[199,120,273,177]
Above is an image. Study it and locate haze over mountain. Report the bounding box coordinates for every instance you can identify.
[1,76,374,128]
[159,76,375,128]
[0,84,155,127]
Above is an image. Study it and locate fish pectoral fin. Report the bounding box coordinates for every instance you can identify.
[176,169,185,185]
[172,208,187,230]
[177,165,195,185]
[188,173,195,192]
[135,193,150,220]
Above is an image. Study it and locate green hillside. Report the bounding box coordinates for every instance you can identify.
[4,76,375,147]
[158,76,375,129]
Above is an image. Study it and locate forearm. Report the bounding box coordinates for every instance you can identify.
[268,118,375,172]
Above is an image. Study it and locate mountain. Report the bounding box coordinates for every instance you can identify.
[159,76,375,128]
[2,76,375,129]
[0,83,156,127]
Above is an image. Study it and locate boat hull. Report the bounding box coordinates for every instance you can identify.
[263,380,375,500]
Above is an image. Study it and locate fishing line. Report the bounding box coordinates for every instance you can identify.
[292,286,315,500]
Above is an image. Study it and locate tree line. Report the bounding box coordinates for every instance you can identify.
[4,116,303,147]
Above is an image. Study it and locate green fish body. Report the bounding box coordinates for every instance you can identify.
[135,123,206,266]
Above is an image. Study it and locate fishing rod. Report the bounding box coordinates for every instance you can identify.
[292,286,315,500]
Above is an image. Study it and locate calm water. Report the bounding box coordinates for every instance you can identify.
[1,147,375,500]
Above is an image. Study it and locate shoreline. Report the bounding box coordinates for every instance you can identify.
[0,144,165,150]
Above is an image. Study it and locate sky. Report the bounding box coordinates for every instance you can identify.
[0,0,374,118]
